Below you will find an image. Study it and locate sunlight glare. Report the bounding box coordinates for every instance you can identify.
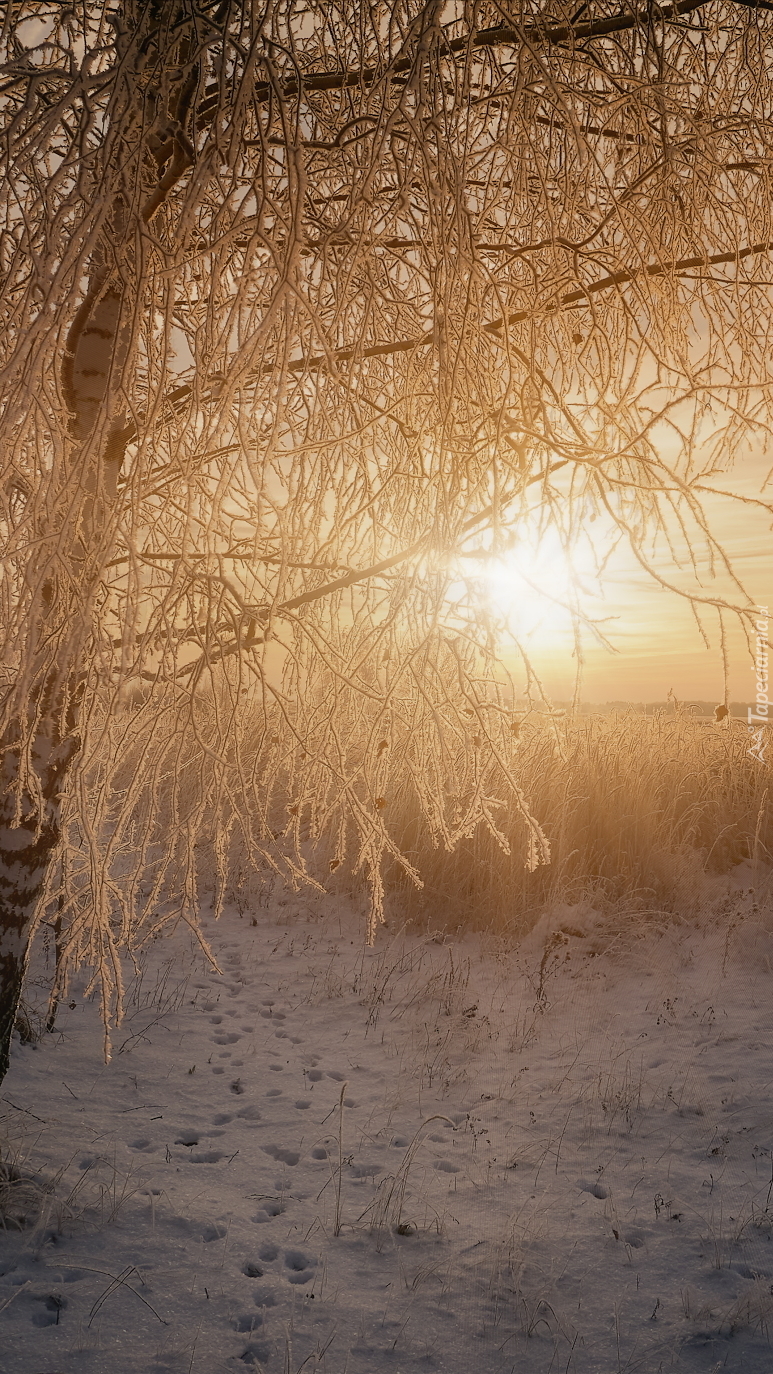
[454,520,602,650]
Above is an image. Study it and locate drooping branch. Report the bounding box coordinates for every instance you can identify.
[484,241,773,333]
[195,0,752,122]
[167,461,580,688]
[136,237,773,432]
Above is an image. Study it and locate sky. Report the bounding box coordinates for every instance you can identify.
[484,447,772,706]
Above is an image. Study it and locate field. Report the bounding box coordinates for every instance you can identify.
[1,712,772,1374]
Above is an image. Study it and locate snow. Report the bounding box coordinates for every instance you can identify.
[2,884,773,1374]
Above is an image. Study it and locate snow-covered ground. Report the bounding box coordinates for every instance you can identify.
[2,882,773,1374]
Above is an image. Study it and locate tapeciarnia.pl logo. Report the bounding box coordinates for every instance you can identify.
[748,605,769,764]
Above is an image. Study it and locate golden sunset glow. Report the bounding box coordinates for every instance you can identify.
[448,519,606,658]
[3,7,773,1371]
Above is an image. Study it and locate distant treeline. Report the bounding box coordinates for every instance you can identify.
[520,700,754,718]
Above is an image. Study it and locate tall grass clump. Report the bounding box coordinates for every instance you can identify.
[378,710,771,934]
[45,685,769,1043]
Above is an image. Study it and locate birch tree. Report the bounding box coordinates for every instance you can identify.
[1,0,771,1083]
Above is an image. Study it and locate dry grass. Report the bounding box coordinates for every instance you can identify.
[127,702,769,941]
[375,710,771,935]
[55,700,770,998]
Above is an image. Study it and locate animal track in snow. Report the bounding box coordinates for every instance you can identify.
[30,1293,67,1326]
[283,1248,316,1284]
[234,1311,264,1332]
[239,1338,271,1365]
[175,1130,199,1146]
[201,1222,229,1242]
[579,1178,609,1199]
[252,1201,285,1222]
[262,1144,300,1166]
[624,1229,646,1248]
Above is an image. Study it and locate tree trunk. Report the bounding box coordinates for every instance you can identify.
[45,856,68,1036]
[0,682,80,1081]
[0,275,128,1083]
[0,3,199,1085]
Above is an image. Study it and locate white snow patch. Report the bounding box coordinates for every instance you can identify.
[1,888,773,1373]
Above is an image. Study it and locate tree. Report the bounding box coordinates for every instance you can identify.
[1,0,771,1084]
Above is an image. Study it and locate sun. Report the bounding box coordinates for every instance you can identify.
[450,518,603,651]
